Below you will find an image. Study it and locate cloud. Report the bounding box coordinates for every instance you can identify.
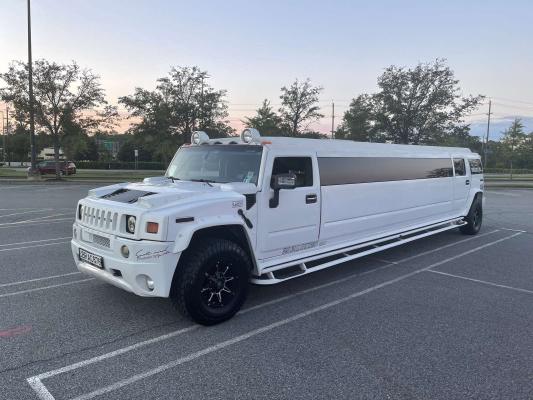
[468,115,533,140]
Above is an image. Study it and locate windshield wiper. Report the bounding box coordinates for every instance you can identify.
[190,178,214,187]
[168,176,181,183]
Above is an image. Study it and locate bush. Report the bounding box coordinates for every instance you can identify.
[75,161,166,170]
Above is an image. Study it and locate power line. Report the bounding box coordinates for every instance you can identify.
[491,96,533,106]
[491,102,533,111]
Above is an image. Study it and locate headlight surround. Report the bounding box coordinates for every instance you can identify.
[126,215,136,234]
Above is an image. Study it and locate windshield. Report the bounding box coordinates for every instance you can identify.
[166,145,263,184]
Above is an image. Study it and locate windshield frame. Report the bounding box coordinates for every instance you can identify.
[166,144,265,186]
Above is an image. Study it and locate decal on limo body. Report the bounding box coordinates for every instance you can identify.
[282,241,318,255]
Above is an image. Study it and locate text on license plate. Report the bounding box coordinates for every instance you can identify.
[79,248,104,269]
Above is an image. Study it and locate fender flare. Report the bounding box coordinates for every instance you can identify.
[171,216,258,273]
[464,190,483,216]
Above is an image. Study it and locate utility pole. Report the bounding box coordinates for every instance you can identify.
[0,110,4,164]
[483,99,492,168]
[331,101,335,139]
[27,0,37,172]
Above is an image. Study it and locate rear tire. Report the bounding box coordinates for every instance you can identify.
[171,238,251,325]
[460,195,483,235]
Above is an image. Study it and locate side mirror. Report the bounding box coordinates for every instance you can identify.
[270,172,297,208]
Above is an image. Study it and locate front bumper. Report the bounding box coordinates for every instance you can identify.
[71,223,181,297]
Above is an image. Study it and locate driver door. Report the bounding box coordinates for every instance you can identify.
[256,154,321,260]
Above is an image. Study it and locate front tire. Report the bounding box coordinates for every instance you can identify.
[460,195,483,235]
[171,238,251,325]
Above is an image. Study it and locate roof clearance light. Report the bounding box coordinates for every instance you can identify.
[191,131,210,145]
[241,128,261,144]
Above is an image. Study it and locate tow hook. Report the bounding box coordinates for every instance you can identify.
[238,209,253,229]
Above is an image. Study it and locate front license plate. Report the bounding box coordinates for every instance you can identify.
[79,248,104,269]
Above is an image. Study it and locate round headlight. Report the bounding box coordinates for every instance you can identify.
[191,131,209,145]
[191,132,201,144]
[241,128,261,143]
[127,216,136,233]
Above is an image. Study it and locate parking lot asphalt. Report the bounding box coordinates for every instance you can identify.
[0,183,532,400]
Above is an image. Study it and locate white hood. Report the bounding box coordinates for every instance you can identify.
[88,177,258,210]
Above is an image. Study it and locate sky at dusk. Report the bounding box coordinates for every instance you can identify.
[1,0,532,137]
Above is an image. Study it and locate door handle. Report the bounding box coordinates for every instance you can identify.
[466,180,470,185]
[305,194,317,204]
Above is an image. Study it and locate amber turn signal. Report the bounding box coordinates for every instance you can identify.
[146,222,159,234]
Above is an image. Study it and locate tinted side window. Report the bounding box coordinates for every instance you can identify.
[271,157,313,188]
[469,159,483,174]
[318,157,453,186]
[453,158,466,176]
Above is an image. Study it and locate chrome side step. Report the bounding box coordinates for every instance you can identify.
[251,218,466,285]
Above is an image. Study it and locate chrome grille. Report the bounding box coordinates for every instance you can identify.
[81,205,118,231]
[92,234,110,248]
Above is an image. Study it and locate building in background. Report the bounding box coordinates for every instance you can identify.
[37,147,65,160]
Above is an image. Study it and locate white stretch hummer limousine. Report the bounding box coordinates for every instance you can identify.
[72,129,484,325]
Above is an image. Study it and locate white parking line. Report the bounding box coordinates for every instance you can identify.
[378,229,500,264]
[0,209,52,218]
[0,213,72,226]
[500,227,527,233]
[427,270,533,295]
[25,263,396,399]
[0,237,71,248]
[0,272,81,288]
[26,231,522,400]
[0,218,72,229]
[0,218,66,227]
[0,207,42,211]
[67,232,523,400]
[22,213,73,223]
[0,241,70,253]
[0,278,94,299]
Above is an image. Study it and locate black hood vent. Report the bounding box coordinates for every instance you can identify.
[101,188,156,203]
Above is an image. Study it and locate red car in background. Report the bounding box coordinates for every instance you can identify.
[30,160,77,176]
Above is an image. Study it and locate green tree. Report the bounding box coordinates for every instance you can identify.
[501,118,526,176]
[521,132,533,169]
[279,79,323,136]
[120,66,232,163]
[340,59,484,145]
[7,128,30,162]
[0,60,114,177]
[336,94,383,142]
[243,99,284,136]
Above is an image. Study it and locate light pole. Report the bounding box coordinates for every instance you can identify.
[27,0,37,172]
[0,110,5,164]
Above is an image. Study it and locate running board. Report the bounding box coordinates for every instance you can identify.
[251,218,466,285]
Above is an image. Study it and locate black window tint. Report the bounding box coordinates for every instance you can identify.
[469,159,483,174]
[318,157,453,186]
[271,157,313,187]
[454,158,466,176]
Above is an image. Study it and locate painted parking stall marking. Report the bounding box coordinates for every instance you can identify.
[26,231,522,400]
[427,269,533,295]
